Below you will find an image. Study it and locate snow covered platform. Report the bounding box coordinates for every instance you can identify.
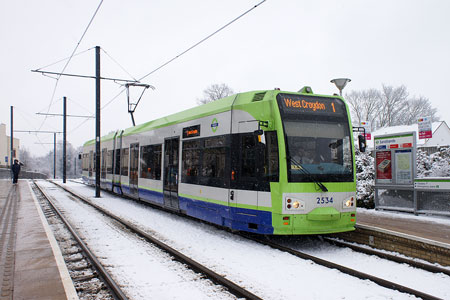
[0,180,77,300]
[357,208,450,245]
[333,208,450,266]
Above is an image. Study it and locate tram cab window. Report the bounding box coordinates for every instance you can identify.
[101,148,107,179]
[140,144,162,180]
[231,131,279,191]
[284,120,353,182]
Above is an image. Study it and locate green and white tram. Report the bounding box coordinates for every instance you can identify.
[82,87,359,234]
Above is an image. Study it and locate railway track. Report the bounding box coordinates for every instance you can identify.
[241,235,444,300]
[55,180,448,300]
[43,180,262,300]
[32,180,128,300]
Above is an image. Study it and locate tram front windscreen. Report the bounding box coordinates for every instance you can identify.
[277,93,354,183]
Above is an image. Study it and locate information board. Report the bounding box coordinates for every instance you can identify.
[374,132,416,186]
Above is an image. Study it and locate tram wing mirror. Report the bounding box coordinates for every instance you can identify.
[254,129,264,136]
[358,135,366,152]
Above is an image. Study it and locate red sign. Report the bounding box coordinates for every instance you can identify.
[376,151,392,180]
[419,131,432,139]
[402,143,412,148]
[389,144,399,149]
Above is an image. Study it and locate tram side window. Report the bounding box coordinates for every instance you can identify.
[115,149,121,175]
[182,140,202,184]
[106,150,113,174]
[82,154,87,171]
[200,136,228,188]
[101,148,107,179]
[121,148,129,176]
[140,144,162,180]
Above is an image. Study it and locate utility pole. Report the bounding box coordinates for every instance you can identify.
[54,133,56,179]
[10,106,13,170]
[95,46,101,197]
[63,96,67,183]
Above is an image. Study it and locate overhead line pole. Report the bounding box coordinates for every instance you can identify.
[10,106,13,170]
[63,96,67,183]
[95,46,101,197]
[54,133,56,179]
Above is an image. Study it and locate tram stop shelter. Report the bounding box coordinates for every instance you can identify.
[374,131,450,216]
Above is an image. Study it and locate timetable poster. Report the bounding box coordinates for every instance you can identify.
[376,151,392,183]
[395,149,413,184]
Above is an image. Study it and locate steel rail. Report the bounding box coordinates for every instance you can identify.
[66,179,445,299]
[32,180,129,300]
[242,234,442,300]
[323,237,450,276]
[50,180,262,300]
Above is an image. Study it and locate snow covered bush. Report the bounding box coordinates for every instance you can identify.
[355,150,375,208]
[417,147,450,178]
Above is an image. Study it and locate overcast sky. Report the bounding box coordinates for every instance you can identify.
[1,0,449,157]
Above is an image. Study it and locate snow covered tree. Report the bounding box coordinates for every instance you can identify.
[355,150,375,208]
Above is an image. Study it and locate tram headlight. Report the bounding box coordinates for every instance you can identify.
[285,197,305,210]
[343,196,355,208]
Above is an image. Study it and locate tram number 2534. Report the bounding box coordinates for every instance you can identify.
[317,197,333,204]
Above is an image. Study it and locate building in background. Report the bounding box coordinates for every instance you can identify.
[0,123,20,168]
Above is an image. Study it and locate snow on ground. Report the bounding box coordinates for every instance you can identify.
[43,180,450,299]
[357,207,450,226]
[38,181,236,300]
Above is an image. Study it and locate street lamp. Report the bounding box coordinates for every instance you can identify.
[331,78,351,96]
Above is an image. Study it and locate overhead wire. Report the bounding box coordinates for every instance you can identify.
[37,0,104,131]
[137,0,267,82]
[100,0,267,110]
[101,48,139,82]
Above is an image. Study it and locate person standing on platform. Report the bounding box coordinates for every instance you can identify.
[12,159,21,184]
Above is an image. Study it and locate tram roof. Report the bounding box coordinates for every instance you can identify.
[83,90,273,146]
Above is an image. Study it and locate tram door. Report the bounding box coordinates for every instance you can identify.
[163,137,180,210]
[129,143,139,197]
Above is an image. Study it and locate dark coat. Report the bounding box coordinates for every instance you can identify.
[12,162,21,175]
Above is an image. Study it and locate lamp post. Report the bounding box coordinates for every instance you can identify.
[331,78,351,96]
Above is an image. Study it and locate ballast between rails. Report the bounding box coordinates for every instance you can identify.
[32,180,129,300]
[49,180,263,300]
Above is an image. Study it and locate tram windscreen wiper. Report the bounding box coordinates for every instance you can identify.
[289,157,328,192]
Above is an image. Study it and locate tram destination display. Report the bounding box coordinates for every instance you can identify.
[277,94,345,115]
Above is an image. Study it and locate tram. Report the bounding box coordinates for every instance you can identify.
[82,87,360,235]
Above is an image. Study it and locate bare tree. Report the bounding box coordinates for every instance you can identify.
[345,84,439,130]
[377,84,409,127]
[398,96,438,125]
[345,89,379,130]
[197,83,234,105]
